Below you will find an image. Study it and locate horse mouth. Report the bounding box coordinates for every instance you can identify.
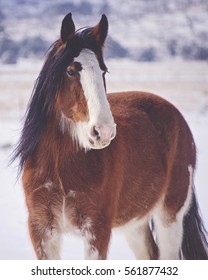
[88,138,112,149]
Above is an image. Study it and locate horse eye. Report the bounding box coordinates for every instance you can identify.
[67,69,77,77]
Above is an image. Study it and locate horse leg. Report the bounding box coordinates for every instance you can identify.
[153,208,184,259]
[28,215,61,259]
[153,184,192,260]
[123,217,158,259]
[83,227,111,259]
[83,232,111,260]
[76,215,111,259]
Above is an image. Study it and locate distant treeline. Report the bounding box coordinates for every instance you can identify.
[1,33,208,64]
[0,0,208,63]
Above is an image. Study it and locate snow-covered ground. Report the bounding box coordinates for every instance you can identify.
[0,59,207,259]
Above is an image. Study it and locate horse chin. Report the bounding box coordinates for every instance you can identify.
[88,139,111,150]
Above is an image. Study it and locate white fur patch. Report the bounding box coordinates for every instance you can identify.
[44,181,53,190]
[81,217,96,242]
[84,243,100,260]
[61,197,67,231]
[72,49,114,150]
[188,164,194,189]
[60,197,76,233]
[68,190,76,198]
[59,114,90,151]
[152,165,194,259]
[120,216,152,259]
[75,49,113,124]
[40,229,61,259]
[70,120,92,152]
[179,164,193,217]
[78,217,98,259]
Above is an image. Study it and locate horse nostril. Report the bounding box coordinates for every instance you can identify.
[93,126,99,136]
[90,124,116,143]
[91,126,101,140]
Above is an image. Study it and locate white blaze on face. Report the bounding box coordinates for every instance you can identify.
[70,48,116,151]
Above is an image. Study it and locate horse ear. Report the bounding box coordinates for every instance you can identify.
[61,13,75,43]
[91,14,108,47]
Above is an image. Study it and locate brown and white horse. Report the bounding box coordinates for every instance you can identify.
[13,13,208,260]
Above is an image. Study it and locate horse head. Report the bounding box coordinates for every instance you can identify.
[57,13,116,150]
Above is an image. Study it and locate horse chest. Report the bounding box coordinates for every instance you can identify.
[58,151,105,192]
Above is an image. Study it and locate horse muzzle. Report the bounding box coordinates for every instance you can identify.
[89,123,116,149]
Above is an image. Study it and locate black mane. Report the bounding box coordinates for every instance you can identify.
[11,27,107,172]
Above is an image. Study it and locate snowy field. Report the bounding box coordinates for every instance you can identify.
[0,59,207,259]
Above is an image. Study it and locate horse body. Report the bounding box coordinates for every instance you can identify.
[23,91,195,260]
[13,13,207,260]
